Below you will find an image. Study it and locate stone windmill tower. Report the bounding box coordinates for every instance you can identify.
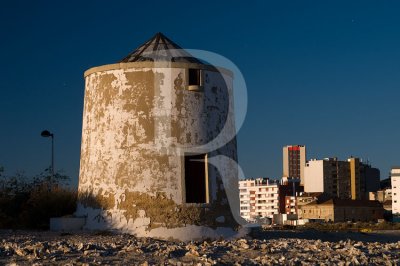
[76,33,241,240]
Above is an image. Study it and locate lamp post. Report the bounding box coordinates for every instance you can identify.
[41,130,54,183]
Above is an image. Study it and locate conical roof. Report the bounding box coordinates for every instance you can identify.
[119,32,203,64]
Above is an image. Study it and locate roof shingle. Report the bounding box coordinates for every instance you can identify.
[119,32,203,64]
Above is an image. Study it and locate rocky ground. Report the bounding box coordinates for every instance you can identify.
[0,229,399,265]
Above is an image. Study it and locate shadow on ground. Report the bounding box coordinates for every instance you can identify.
[250,228,400,243]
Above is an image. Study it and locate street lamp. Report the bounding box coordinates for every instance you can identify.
[41,130,54,182]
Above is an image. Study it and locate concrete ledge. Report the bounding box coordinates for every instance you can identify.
[84,62,233,78]
[50,217,86,231]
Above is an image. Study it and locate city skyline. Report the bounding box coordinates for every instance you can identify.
[1,1,400,186]
[246,144,384,180]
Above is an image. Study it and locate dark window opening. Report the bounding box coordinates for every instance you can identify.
[185,154,207,203]
[188,69,201,86]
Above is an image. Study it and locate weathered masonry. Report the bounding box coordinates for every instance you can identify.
[76,33,241,240]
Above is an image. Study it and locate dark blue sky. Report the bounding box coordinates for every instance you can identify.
[1,1,400,186]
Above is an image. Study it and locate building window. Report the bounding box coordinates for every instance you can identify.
[188,69,201,86]
[184,154,208,203]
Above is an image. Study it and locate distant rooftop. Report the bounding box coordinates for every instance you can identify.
[298,192,325,197]
[239,177,280,186]
[119,32,203,64]
[311,198,383,207]
[284,144,305,147]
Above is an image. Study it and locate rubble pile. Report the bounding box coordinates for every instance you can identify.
[0,231,399,265]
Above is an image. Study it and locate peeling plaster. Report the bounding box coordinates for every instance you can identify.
[77,64,239,240]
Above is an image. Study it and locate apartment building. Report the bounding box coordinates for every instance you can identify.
[304,157,380,200]
[284,196,297,214]
[283,145,306,185]
[239,178,279,221]
[369,189,392,203]
[278,177,303,215]
[392,167,400,215]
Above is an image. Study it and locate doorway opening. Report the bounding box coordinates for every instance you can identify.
[184,154,208,203]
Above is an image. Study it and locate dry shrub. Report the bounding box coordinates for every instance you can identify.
[18,184,77,229]
[0,168,77,229]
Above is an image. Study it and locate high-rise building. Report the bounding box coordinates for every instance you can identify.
[348,157,361,200]
[364,167,381,194]
[391,167,400,215]
[283,145,306,185]
[239,178,279,221]
[304,158,349,198]
[304,157,380,200]
[348,157,380,200]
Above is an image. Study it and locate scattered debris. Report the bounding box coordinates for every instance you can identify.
[0,230,399,264]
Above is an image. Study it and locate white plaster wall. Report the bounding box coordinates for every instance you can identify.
[304,160,325,193]
[76,64,238,238]
[79,67,233,197]
[78,206,247,241]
